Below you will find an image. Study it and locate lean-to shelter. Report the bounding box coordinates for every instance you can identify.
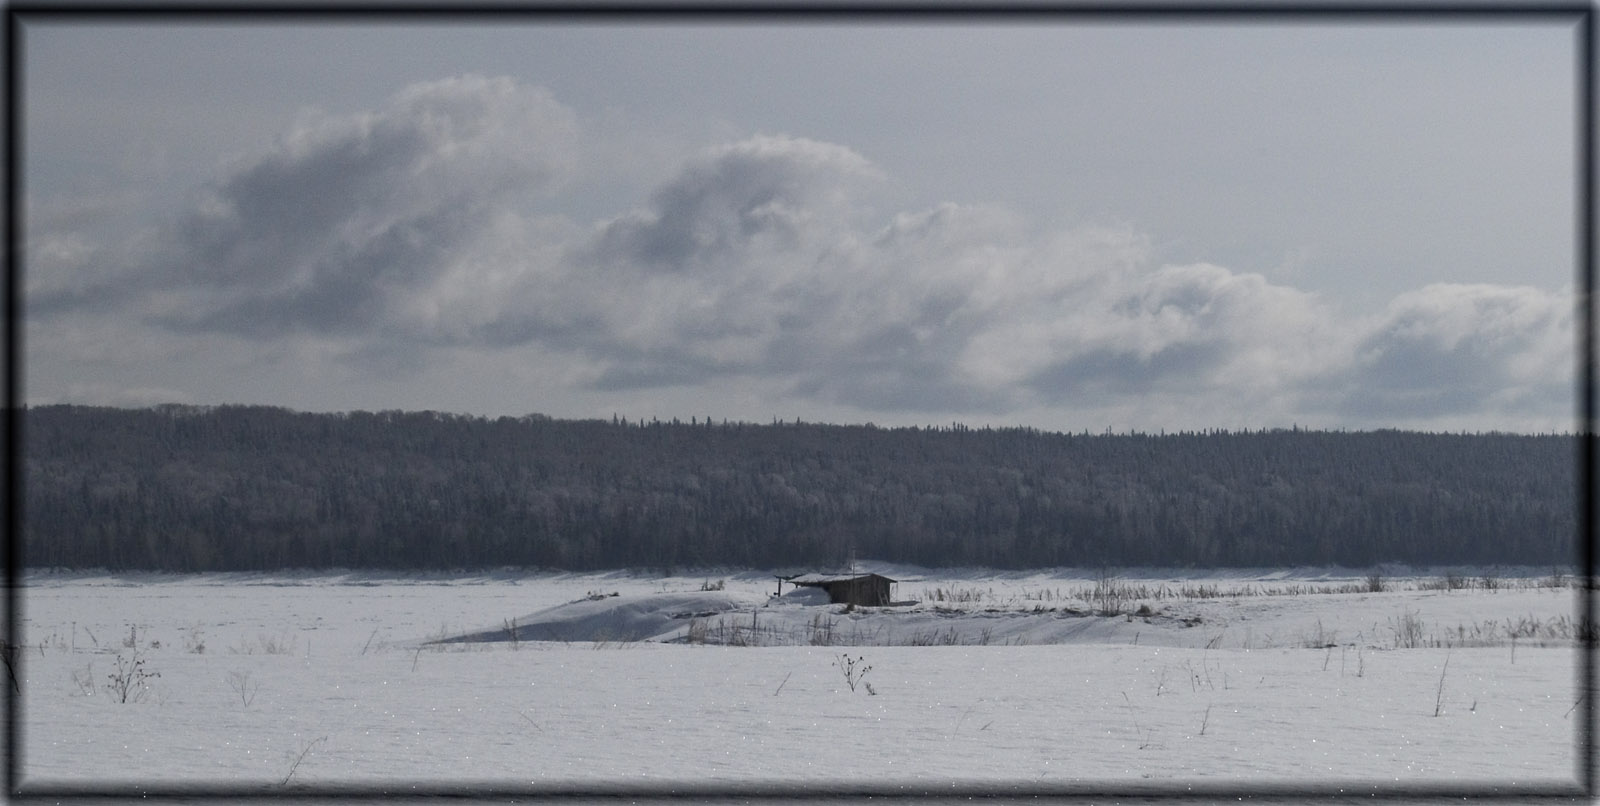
[778,572,896,607]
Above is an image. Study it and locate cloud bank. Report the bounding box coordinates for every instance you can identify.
[29,75,1575,432]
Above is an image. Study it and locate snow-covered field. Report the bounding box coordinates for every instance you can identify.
[10,566,1589,800]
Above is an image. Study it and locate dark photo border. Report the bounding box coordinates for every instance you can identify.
[5,3,1594,801]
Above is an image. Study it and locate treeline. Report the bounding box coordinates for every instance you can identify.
[22,404,1574,572]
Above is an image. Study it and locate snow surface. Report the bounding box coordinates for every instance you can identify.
[10,566,1589,802]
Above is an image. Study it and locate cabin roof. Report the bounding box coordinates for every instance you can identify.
[783,572,896,585]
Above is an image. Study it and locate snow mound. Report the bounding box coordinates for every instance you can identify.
[771,586,832,606]
[435,590,766,644]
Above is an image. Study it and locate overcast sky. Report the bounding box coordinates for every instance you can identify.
[23,19,1582,433]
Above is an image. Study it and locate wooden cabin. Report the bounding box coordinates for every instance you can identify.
[779,572,896,607]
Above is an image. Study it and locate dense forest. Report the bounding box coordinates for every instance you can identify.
[22,404,1575,572]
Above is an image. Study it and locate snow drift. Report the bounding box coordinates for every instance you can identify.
[432,590,767,644]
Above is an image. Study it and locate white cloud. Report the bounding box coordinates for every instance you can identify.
[1333,283,1574,424]
[26,75,1576,432]
[33,74,580,340]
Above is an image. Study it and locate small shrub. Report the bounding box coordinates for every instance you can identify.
[263,633,298,655]
[699,579,725,591]
[1578,616,1598,644]
[231,632,298,656]
[1301,618,1337,648]
[1364,572,1385,593]
[1092,569,1131,616]
[227,670,260,706]
[1391,610,1427,649]
[834,653,872,693]
[184,624,207,655]
[921,586,985,604]
[105,651,159,703]
[1420,574,1470,591]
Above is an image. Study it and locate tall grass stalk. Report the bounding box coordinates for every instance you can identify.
[1433,652,1451,717]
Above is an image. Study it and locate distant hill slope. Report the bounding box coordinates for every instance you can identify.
[23,405,1575,571]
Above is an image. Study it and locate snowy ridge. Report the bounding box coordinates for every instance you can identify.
[412,566,1580,649]
[432,590,767,645]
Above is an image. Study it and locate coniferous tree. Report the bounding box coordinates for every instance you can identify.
[22,405,1575,571]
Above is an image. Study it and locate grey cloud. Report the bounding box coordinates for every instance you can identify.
[1026,342,1227,401]
[1115,272,1219,319]
[819,289,975,369]
[414,134,892,391]
[25,192,155,314]
[589,354,737,392]
[1332,283,1572,422]
[587,135,877,273]
[451,135,897,394]
[167,203,483,337]
[33,75,578,342]
[474,307,610,352]
[1015,269,1260,404]
[332,339,438,378]
[758,279,1012,414]
[29,284,121,318]
[959,262,1336,416]
[176,122,432,289]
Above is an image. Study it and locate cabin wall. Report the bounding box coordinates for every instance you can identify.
[790,575,895,607]
[821,578,891,606]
